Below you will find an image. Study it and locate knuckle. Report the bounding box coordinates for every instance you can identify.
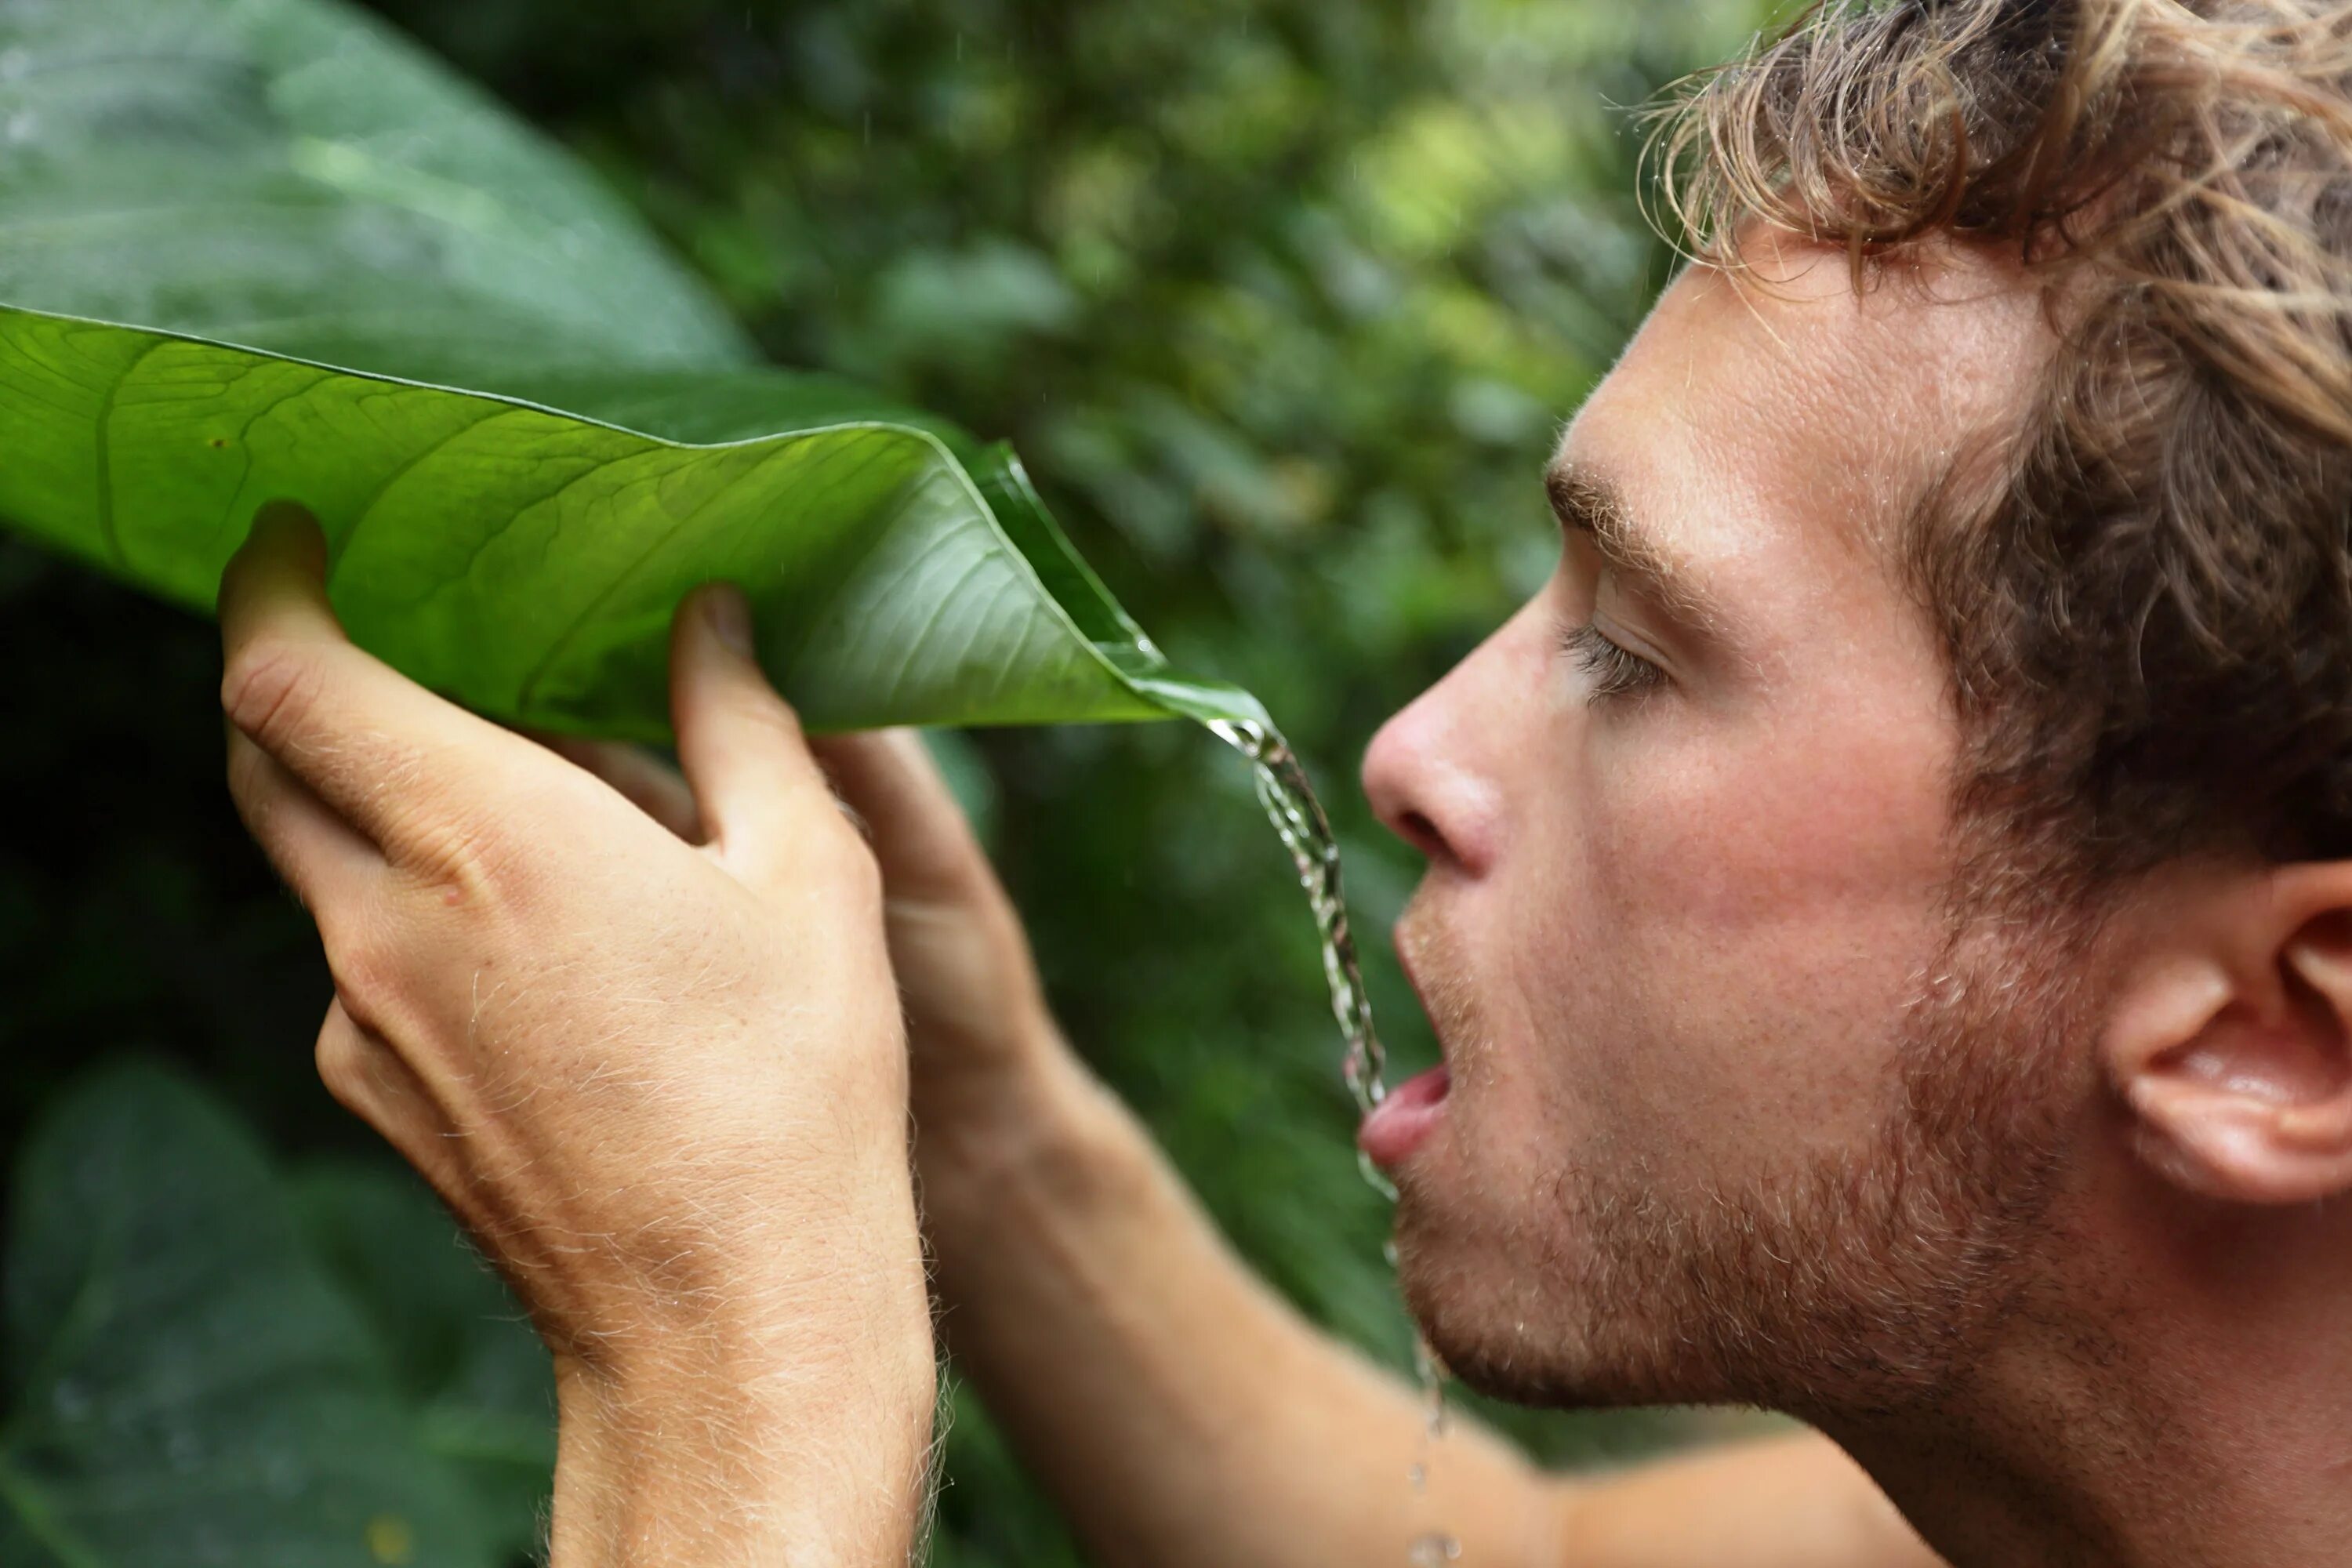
[379,762,559,918]
[220,638,321,750]
[383,774,523,910]
[321,923,401,1033]
[314,1019,379,1114]
[401,814,503,906]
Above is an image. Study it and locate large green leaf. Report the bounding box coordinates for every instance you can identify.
[0,0,1264,738]
[0,1064,509,1568]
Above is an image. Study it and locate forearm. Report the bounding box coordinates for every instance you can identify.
[545,1181,941,1567]
[1563,1433,1944,1568]
[919,1043,1557,1568]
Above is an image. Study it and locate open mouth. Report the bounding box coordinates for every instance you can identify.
[1358,1062,1450,1170]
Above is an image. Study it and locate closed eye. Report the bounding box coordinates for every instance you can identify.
[1559,620,1665,701]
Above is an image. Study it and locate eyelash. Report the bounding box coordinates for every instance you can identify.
[1560,621,1665,701]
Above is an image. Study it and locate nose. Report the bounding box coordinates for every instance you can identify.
[1362,621,1521,877]
[1361,700,1446,861]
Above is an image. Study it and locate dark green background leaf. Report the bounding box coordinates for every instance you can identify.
[0,1064,506,1567]
[0,0,741,374]
[296,1162,555,1563]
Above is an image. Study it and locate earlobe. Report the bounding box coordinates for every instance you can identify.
[2125,1073,2352,1204]
[2108,866,2352,1206]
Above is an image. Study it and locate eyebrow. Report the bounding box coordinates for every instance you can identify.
[1543,459,1725,638]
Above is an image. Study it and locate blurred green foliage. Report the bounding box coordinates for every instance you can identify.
[0,0,1771,1562]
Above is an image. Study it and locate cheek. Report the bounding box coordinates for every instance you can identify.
[1602,716,1950,934]
[1508,695,1957,1165]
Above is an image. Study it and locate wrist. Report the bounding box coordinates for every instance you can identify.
[543,1150,937,1567]
[913,1033,1161,1339]
[549,1301,937,1568]
[913,1024,1116,1200]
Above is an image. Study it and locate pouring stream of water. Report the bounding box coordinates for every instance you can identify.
[1209,717,1388,1116]
[1210,717,1457,1565]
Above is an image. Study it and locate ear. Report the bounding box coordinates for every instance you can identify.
[2106,862,2352,1205]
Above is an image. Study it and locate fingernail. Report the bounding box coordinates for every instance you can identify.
[701,583,753,655]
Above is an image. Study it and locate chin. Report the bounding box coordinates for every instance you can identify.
[1392,1220,1625,1408]
[1392,1208,1743,1411]
[1386,1141,1615,1406]
[1383,1113,1749,1413]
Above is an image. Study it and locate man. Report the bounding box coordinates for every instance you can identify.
[216,0,2352,1563]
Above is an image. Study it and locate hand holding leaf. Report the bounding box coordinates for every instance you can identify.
[220,503,935,1568]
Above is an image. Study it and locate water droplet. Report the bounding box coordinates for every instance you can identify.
[1413,1332,1451,1438]
[1409,1531,1462,1566]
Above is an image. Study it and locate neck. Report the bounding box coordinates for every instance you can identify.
[1824,1179,2352,1568]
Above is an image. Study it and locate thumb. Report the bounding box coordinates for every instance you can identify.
[218,499,333,644]
[667,584,838,878]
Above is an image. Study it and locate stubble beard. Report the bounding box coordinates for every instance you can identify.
[1392,895,2096,1424]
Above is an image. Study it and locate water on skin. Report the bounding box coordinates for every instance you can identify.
[1410,1534,1465,1566]
[1408,1333,1458,1564]
[1210,717,1457,1564]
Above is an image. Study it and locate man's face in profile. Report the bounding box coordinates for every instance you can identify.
[1359,238,2089,1417]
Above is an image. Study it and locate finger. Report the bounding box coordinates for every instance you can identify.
[667,585,842,874]
[314,1000,480,1227]
[539,735,703,841]
[218,500,528,854]
[811,729,996,901]
[226,727,385,913]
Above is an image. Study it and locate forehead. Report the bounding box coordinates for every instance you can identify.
[1559,238,2051,640]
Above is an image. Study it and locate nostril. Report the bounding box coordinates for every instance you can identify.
[1396,808,1443,858]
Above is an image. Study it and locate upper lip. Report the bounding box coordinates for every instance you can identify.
[1390,914,1445,1059]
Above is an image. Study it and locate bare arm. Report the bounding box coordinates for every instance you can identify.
[808,731,1944,1568]
[1559,1433,1937,1568]
[218,510,935,1566]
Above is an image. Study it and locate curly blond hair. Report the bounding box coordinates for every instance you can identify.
[1649,0,2352,885]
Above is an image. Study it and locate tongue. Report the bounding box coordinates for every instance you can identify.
[1357,1065,1450,1171]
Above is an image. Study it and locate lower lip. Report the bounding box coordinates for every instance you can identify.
[1358,1065,1450,1171]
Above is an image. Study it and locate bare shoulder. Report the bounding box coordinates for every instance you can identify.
[1547,1428,1945,1568]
